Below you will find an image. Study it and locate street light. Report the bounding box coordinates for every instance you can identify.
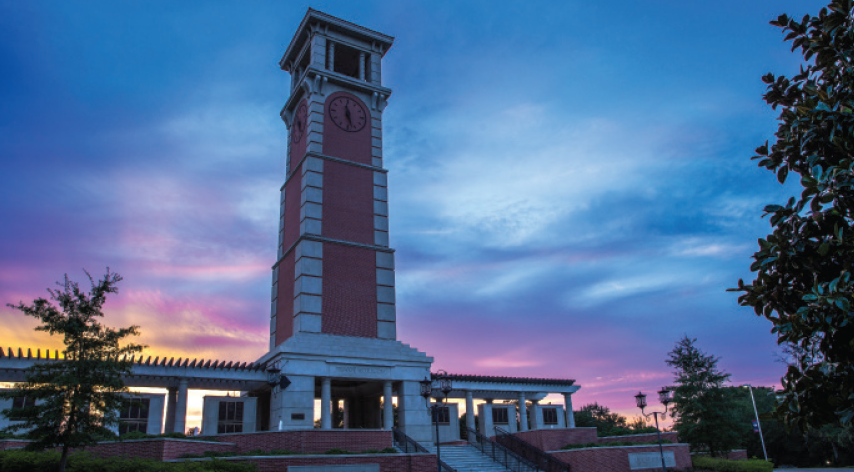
[421,370,453,472]
[635,388,673,472]
[742,385,768,462]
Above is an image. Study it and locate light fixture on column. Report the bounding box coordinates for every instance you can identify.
[420,377,433,400]
[438,370,452,398]
[266,366,290,392]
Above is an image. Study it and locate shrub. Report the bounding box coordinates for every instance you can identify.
[324,448,353,454]
[179,449,301,459]
[0,450,257,472]
[0,450,60,472]
[362,448,398,454]
[692,456,773,472]
[599,427,660,437]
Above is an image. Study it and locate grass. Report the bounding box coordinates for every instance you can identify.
[692,456,774,472]
[0,450,256,472]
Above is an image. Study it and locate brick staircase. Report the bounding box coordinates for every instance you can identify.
[426,444,510,472]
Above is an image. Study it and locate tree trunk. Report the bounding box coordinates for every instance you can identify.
[58,445,69,472]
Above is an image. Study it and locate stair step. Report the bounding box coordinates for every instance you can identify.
[423,445,512,472]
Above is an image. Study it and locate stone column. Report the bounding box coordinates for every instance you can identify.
[332,398,341,429]
[518,392,528,432]
[342,398,350,429]
[465,391,475,434]
[271,375,315,430]
[564,393,575,428]
[529,399,540,430]
[327,42,335,71]
[321,377,332,430]
[174,379,188,434]
[358,51,366,80]
[396,381,433,444]
[164,387,177,433]
[383,381,394,430]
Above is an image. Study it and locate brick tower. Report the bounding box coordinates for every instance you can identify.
[257,10,434,441]
[270,10,396,348]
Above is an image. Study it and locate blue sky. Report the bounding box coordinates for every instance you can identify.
[0,0,829,424]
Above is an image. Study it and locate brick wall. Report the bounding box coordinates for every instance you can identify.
[323,92,372,165]
[210,429,392,454]
[282,162,303,251]
[598,431,678,444]
[0,439,30,450]
[512,429,679,451]
[77,439,236,461]
[727,449,748,461]
[180,453,435,472]
[512,428,598,451]
[275,251,296,344]
[322,245,377,337]
[551,444,692,472]
[322,160,374,245]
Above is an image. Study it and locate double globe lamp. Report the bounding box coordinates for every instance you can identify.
[634,387,673,472]
[421,370,453,472]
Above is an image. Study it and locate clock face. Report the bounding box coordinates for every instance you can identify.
[328,96,367,132]
[291,103,307,143]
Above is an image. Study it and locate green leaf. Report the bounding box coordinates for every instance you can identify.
[778,166,789,184]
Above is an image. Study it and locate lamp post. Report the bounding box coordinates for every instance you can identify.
[635,388,673,472]
[742,385,768,462]
[421,370,453,472]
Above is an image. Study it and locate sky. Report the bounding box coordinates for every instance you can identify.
[0,0,830,429]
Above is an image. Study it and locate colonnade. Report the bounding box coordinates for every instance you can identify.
[314,378,577,434]
[317,378,395,430]
[465,391,576,433]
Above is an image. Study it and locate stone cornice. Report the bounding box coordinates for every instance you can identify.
[280,8,394,71]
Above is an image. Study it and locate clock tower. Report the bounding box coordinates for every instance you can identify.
[272,10,396,346]
[258,10,434,441]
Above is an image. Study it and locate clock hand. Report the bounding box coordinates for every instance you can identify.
[345,105,352,125]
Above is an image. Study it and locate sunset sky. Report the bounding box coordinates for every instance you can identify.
[0,0,828,428]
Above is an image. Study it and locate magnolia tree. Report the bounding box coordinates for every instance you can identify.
[730,0,854,430]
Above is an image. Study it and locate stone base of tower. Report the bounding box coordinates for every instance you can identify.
[255,333,435,444]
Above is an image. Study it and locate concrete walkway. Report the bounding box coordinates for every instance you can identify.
[774,469,853,471]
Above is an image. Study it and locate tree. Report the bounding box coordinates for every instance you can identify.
[729,0,854,431]
[666,336,741,456]
[574,403,626,430]
[0,269,144,472]
[626,415,650,431]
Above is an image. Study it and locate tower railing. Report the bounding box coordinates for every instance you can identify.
[494,427,570,472]
[466,427,538,472]
[392,428,458,472]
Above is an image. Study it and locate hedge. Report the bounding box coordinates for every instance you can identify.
[561,440,672,450]
[0,450,256,472]
[692,456,773,472]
